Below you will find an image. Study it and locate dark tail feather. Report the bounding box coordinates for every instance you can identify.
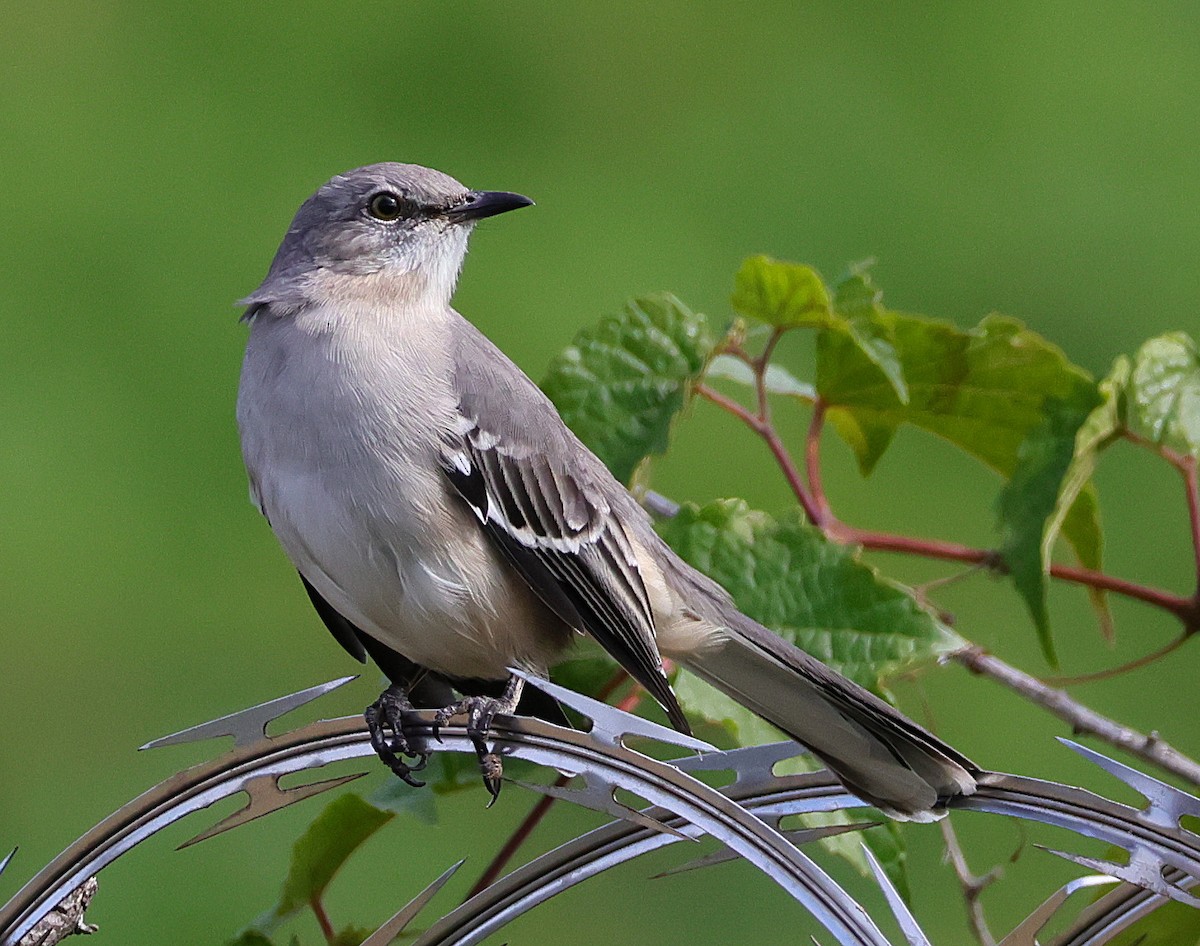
[679,612,978,821]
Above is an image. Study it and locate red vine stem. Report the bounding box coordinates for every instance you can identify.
[310,895,336,944]
[831,524,1197,622]
[697,359,1200,786]
[696,383,822,524]
[805,399,832,526]
[1043,631,1193,686]
[707,375,1200,631]
[1181,454,1200,591]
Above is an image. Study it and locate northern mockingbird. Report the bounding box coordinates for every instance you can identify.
[237,163,978,820]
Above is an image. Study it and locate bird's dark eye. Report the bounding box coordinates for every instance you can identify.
[367,192,405,221]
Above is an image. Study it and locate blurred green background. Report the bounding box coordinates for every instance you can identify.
[3,2,1198,943]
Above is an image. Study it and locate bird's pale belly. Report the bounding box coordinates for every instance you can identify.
[266,467,572,681]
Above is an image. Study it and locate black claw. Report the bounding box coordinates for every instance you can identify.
[481,752,504,806]
[405,752,430,773]
[426,693,517,801]
[395,768,426,789]
[368,679,522,800]
[366,685,430,787]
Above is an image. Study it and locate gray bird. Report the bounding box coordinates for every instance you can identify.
[236,163,978,819]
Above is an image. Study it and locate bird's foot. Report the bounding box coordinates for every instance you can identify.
[365,684,430,788]
[431,676,525,805]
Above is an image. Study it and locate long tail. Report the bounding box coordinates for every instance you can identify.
[676,608,978,821]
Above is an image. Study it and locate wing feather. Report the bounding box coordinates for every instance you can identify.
[440,417,688,732]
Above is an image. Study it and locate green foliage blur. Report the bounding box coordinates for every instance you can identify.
[3,3,1200,944]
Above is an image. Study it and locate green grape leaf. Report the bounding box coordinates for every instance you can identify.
[1044,357,1129,639]
[996,393,1100,665]
[704,353,817,401]
[367,775,438,824]
[1059,484,1112,639]
[265,794,394,928]
[1126,332,1200,456]
[657,499,960,696]
[832,273,908,404]
[731,255,833,328]
[840,314,909,405]
[817,312,1096,478]
[541,293,715,483]
[832,271,883,319]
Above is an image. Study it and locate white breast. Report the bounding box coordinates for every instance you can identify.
[236,300,565,680]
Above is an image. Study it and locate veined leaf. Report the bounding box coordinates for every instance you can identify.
[832,272,908,404]
[661,501,932,893]
[817,312,1096,477]
[1045,358,1129,639]
[1059,484,1112,639]
[264,794,394,928]
[997,393,1100,665]
[832,270,883,319]
[368,774,438,824]
[732,255,833,328]
[657,499,961,696]
[818,309,1102,650]
[541,293,715,484]
[704,353,817,402]
[1126,331,1200,456]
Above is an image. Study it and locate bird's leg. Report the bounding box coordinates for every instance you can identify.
[431,674,525,804]
[365,684,430,788]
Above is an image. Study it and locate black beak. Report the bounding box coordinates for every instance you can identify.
[444,190,535,223]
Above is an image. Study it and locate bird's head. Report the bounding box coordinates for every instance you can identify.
[242,163,533,314]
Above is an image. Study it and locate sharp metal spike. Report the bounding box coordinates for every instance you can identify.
[997,875,1116,946]
[510,669,715,753]
[177,771,366,849]
[141,676,359,751]
[1037,845,1200,909]
[1058,738,1200,828]
[0,847,14,880]
[862,842,931,946]
[359,860,465,946]
[509,778,693,840]
[653,822,872,878]
[673,740,809,789]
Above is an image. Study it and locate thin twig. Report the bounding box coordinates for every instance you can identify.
[1043,632,1193,686]
[696,382,767,433]
[838,524,1198,622]
[696,383,821,523]
[700,357,1200,633]
[953,645,1200,788]
[310,895,335,944]
[940,818,1000,946]
[804,399,832,526]
[753,328,786,429]
[1124,433,1200,604]
[1181,455,1200,591]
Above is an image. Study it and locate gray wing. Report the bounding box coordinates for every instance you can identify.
[441,320,688,732]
